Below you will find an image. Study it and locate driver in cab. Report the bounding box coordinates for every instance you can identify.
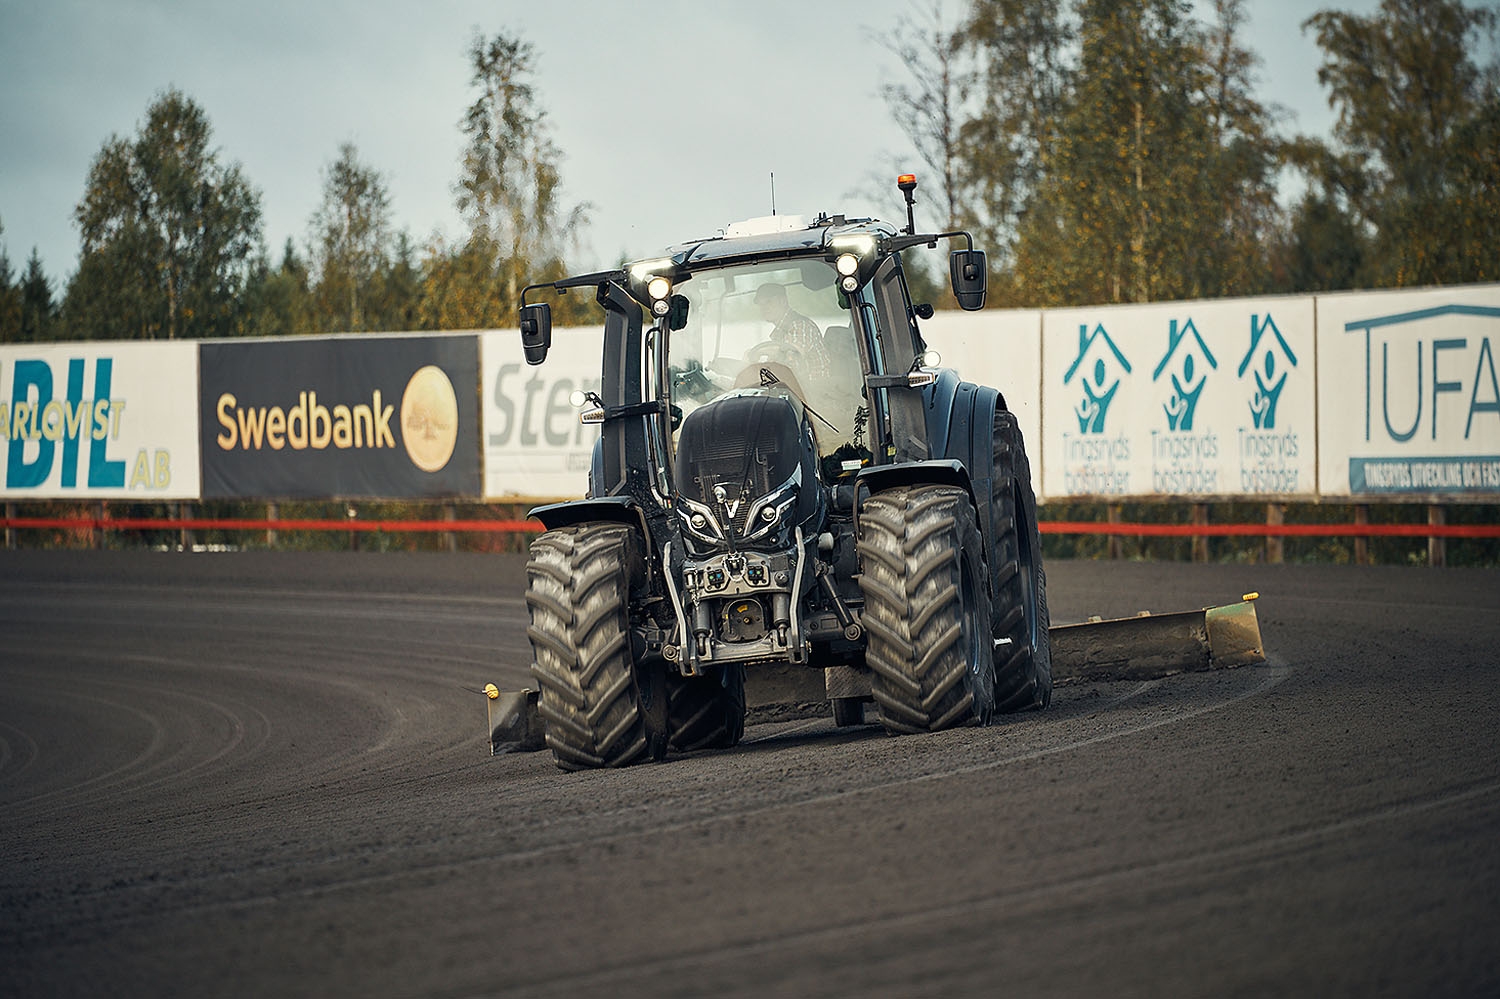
[753,282,833,380]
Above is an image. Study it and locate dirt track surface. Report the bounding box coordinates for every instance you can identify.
[2,551,1498,997]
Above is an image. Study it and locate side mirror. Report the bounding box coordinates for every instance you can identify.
[668,294,690,331]
[519,303,552,365]
[949,249,987,311]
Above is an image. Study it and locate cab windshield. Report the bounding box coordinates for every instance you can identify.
[665,259,866,459]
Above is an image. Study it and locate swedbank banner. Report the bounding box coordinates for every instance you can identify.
[200,335,480,499]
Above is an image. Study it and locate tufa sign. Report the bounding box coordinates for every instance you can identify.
[1317,288,1500,497]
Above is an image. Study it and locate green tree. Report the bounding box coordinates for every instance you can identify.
[367,231,422,331]
[1273,190,1367,292]
[1012,0,1281,305]
[1192,0,1282,295]
[0,222,21,341]
[1301,0,1499,286]
[19,249,57,342]
[875,1,972,230]
[244,238,314,338]
[309,142,393,332]
[427,29,588,329]
[67,88,262,339]
[958,0,1072,275]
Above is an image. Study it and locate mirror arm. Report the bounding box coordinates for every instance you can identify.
[883,230,974,255]
[521,268,628,307]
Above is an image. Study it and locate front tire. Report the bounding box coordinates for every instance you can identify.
[525,523,651,771]
[857,484,996,735]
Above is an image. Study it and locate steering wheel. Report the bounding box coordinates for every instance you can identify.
[743,339,803,368]
[671,363,718,403]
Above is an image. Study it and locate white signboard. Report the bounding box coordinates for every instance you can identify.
[0,342,200,499]
[1040,296,1317,500]
[481,327,603,500]
[922,309,1045,498]
[1317,284,1500,498]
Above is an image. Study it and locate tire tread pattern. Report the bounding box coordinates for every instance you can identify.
[525,523,649,771]
[857,484,995,735]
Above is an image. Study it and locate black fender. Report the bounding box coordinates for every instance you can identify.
[529,495,651,540]
[528,496,654,598]
[856,458,976,506]
[854,460,979,549]
[921,372,1005,551]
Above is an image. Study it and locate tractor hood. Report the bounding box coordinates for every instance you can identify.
[673,389,823,552]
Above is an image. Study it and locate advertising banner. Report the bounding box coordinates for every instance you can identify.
[481,327,603,500]
[200,335,481,499]
[1040,295,1317,500]
[1,342,200,499]
[922,309,1045,498]
[1317,285,1500,498]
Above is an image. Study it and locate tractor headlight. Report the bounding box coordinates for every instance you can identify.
[831,236,874,293]
[648,276,674,316]
[678,497,724,545]
[741,471,800,543]
[629,258,676,312]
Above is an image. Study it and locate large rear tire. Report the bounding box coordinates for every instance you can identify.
[992,412,1052,711]
[525,523,651,771]
[666,665,746,752]
[857,484,996,734]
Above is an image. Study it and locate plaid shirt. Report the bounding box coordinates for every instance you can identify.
[771,308,833,380]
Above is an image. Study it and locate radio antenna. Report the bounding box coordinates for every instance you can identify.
[770,172,776,215]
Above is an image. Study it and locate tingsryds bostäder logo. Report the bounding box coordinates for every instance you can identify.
[1239,313,1296,430]
[1064,323,1131,433]
[1153,318,1217,431]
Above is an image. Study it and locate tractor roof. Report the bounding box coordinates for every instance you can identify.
[654,214,901,271]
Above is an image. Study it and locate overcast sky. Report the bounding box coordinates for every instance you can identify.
[1,0,1376,288]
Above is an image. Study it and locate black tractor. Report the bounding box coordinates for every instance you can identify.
[516,177,1050,770]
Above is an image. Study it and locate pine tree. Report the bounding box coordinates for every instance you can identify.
[19,249,56,342]
[0,223,21,341]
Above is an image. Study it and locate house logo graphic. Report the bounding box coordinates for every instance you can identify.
[1063,323,1131,434]
[1152,318,1216,431]
[1238,313,1297,429]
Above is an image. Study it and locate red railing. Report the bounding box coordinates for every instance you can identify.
[1039,520,1500,538]
[1,516,538,534]
[2,515,1498,538]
